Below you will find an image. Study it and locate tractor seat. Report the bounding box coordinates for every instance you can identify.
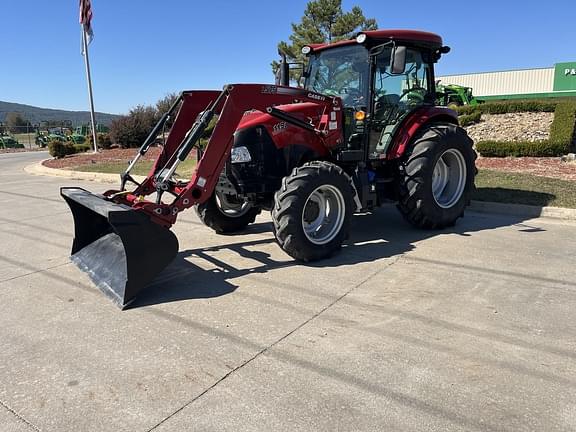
[373,94,401,123]
[376,94,401,105]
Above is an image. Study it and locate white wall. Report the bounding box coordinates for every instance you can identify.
[437,68,554,96]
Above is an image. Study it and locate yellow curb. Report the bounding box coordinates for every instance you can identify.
[24,160,146,184]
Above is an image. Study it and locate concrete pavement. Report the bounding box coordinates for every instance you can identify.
[1,151,575,431]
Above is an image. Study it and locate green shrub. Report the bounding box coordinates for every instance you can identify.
[87,132,112,149]
[454,105,478,116]
[109,105,158,148]
[48,140,76,158]
[73,143,92,153]
[459,110,482,126]
[455,100,556,116]
[549,102,576,151]
[475,101,576,157]
[476,140,568,157]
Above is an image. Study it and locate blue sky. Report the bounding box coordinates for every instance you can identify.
[1,0,574,114]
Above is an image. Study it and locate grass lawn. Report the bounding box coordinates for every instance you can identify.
[73,159,197,178]
[474,169,576,208]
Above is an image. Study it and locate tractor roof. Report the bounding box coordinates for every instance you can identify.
[306,29,443,53]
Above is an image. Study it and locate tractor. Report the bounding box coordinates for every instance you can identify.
[61,29,476,308]
[436,82,482,107]
[0,134,23,149]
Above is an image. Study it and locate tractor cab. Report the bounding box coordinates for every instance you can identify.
[302,30,448,159]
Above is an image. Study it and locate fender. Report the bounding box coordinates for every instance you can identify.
[386,106,458,160]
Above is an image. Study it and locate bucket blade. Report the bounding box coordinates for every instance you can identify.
[61,187,179,309]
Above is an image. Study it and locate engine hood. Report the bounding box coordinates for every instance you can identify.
[235,101,338,155]
[238,101,325,130]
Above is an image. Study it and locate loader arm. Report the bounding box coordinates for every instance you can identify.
[109,84,344,227]
[60,84,343,308]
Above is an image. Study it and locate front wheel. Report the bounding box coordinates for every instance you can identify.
[396,122,476,229]
[196,191,260,234]
[272,161,355,262]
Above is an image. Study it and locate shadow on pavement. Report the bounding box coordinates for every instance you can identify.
[473,187,556,207]
[130,206,543,308]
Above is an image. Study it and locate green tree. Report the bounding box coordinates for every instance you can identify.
[273,0,377,78]
[5,112,29,133]
[155,92,181,130]
[109,105,158,148]
[156,92,180,116]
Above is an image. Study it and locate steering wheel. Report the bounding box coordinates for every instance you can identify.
[322,88,339,97]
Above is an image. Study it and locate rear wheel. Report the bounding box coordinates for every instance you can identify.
[396,122,476,228]
[196,190,260,234]
[272,161,354,262]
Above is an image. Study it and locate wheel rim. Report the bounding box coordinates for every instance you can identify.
[301,185,345,245]
[431,148,467,209]
[215,192,252,218]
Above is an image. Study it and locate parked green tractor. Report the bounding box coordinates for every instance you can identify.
[0,134,24,149]
[68,133,86,144]
[36,128,86,147]
[436,82,482,107]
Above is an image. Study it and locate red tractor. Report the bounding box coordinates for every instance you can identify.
[61,29,476,308]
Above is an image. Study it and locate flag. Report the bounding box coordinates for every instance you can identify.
[79,0,94,50]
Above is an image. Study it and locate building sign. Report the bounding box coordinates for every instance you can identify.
[554,62,576,91]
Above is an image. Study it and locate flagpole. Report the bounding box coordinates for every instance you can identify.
[82,26,98,153]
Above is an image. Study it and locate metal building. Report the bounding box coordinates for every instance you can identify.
[438,62,576,100]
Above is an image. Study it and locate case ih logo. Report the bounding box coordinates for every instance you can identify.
[261,85,277,94]
[564,68,576,76]
[307,93,326,101]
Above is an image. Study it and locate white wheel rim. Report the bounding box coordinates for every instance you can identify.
[301,185,345,245]
[215,192,252,218]
[432,148,467,209]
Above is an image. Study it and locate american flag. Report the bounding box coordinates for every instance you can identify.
[79,0,94,47]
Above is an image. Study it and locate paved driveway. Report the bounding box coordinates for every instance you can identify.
[1,152,575,432]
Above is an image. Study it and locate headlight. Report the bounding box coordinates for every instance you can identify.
[231,146,251,164]
[356,33,367,44]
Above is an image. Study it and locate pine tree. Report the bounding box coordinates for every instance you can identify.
[273,0,377,77]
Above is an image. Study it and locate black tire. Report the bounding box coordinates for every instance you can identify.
[196,191,260,234]
[396,122,476,229]
[272,161,355,262]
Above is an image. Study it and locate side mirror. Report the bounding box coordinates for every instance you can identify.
[390,46,406,75]
[277,50,290,86]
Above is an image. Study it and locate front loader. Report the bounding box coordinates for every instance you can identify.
[61,29,476,308]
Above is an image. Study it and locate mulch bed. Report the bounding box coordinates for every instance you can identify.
[476,157,576,181]
[43,148,162,169]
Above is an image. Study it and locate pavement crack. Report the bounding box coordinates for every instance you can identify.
[0,261,71,285]
[0,398,41,432]
[146,254,404,431]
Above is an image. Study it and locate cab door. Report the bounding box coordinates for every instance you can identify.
[369,47,433,158]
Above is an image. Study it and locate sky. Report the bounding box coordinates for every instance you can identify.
[1,0,575,115]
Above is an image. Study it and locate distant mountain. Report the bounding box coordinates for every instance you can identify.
[0,101,120,126]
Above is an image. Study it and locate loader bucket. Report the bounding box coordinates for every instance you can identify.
[60,187,179,309]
